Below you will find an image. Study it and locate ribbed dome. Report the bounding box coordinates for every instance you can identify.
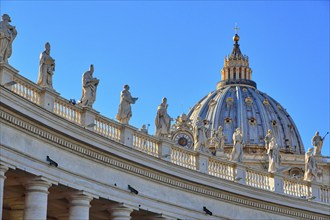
[187,33,304,154]
[187,86,304,154]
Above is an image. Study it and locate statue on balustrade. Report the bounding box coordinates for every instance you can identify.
[116,84,138,124]
[78,64,99,108]
[0,14,17,63]
[193,117,210,152]
[267,136,280,173]
[140,124,148,134]
[229,128,244,162]
[303,148,317,182]
[37,42,55,88]
[312,131,328,156]
[155,97,172,138]
[214,126,225,156]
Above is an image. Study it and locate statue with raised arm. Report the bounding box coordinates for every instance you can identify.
[78,64,99,108]
[193,117,209,152]
[0,14,17,63]
[229,128,244,162]
[312,131,327,156]
[267,136,280,173]
[303,148,317,182]
[155,97,172,138]
[37,42,55,88]
[116,85,138,124]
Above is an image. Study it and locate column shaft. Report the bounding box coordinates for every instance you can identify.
[68,192,93,220]
[23,177,52,220]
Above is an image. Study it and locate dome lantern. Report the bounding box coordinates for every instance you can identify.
[218,26,255,89]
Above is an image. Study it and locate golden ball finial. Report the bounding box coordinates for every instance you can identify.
[233,34,240,42]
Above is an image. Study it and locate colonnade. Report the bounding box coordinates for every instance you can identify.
[0,165,161,220]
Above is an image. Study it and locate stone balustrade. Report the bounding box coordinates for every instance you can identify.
[320,186,330,204]
[208,158,234,181]
[283,179,310,198]
[94,115,121,142]
[12,74,41,105]
[54,96,82,124]
[1,63,329,204]
[246,169,272,190]
[132,131,159,157]
[171,146,197,170]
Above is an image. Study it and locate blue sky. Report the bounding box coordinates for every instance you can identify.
[2,1,329,156]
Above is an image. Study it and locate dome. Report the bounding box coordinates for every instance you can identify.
[187,34,304,154]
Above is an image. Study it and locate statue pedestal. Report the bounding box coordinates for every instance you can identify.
[81,107,99,131]
[40,87,60,112]
[158,139,172,162]
[0,62,18,86]
[216,151,227,158]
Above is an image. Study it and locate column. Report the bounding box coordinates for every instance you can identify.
[68,191,93,220]
[0,165,9,220]
[108,203,134,220]
[23,177,52,220]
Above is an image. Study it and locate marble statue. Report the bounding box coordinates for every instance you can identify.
[267,136,280,173]
[0,14,17,63]
[229,128,243,162]
[116,85,138,124]
[78,64,99,108]
[193,117,209,152]
[264,129,273,150]
[303,148,317,182]
[37,42,55,88]
[214,126,225,156]
[155,97,172,138]
[140,124,148,134]
[312,131,325,156]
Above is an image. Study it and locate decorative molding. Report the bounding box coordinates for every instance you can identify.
[0,108,328,220]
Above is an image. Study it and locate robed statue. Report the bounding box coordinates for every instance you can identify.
[116,85,138,124]
[0,14,17,63]
[229,128,244,162]
[155,97,172,138]
[78,64,99,108]
[37,42,55,88]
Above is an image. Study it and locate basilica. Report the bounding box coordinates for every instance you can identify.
[0,13,329,220]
